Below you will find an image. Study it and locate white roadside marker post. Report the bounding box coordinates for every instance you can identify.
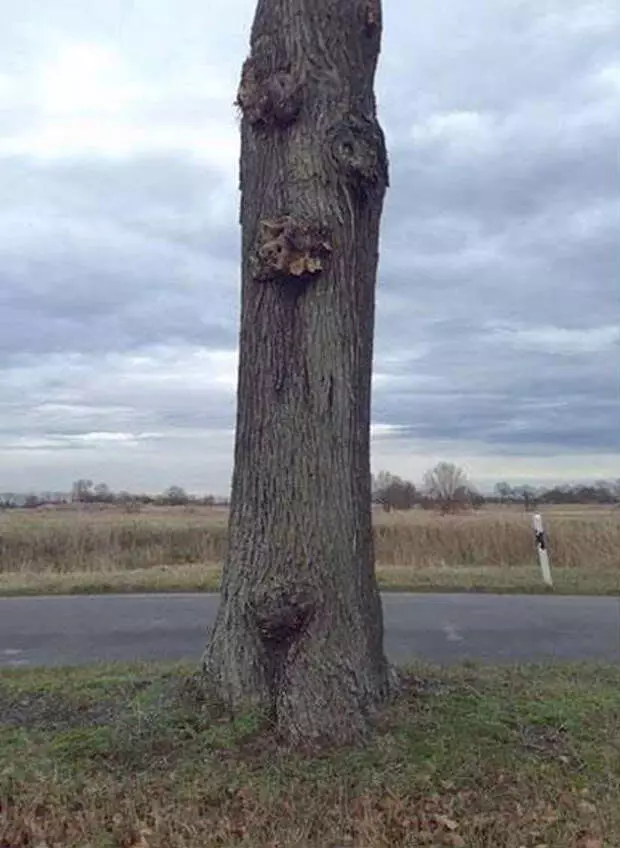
[532,512,553,588]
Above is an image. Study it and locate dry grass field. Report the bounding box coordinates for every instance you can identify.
[0,504,618,596]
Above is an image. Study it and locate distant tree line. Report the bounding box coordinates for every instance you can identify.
[0,480,224,510]
[492,479,620,508]
[1,469,619,512]
[372,463,485,514]
[372,464,620,514]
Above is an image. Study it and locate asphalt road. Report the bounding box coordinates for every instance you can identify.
[0,593,618,668]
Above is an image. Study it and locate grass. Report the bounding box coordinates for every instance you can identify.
[1,660,618,846]
[0,563,618,597]
[0,505,618,597]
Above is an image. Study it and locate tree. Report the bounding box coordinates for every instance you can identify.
[373,471,417,511]
[93,482,114,503]
[202,0,393,745]
[162,485,190,506]
[117,490,142,513]
[469,489,486,510]
[513,484,537,512]
[494,481,513,505]
[71,479,93,503]
[422,462,471,514]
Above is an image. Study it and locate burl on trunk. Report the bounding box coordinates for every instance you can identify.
[202,0,394,745]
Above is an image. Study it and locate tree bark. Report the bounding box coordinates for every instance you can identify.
[202,0,393,746]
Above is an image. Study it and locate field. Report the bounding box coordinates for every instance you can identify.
[1,660,618,846]
[0,504,618,596]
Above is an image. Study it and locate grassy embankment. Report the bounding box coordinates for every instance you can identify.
[0,505,618,596]
[1,660,618,846]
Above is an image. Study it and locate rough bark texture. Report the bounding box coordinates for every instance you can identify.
[202,0,393,746]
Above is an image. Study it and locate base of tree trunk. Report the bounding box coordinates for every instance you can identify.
[202,591,399,746]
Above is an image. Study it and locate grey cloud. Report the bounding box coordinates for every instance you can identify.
[372,333,618,454]
[0,350,237,453]
[378,0,619,336]
[381,0,619,123]
[0,0,619,488]
[0,156,240,360]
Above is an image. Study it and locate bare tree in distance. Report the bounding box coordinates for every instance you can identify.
[202,0,394,745]
[373,471,417,512]
[513,484,537,512]
[423,462,474,514]
[162,485,190,507]
[494,481,513,505]
[93,483,114,504]
[71,479,93,504]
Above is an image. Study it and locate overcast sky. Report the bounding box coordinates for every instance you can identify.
[1,0,618,494]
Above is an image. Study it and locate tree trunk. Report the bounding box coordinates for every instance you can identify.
[202,0,393,746]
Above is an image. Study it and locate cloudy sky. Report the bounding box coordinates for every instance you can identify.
[1,0,618,495]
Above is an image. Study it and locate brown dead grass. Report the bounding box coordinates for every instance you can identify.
[0,505,618,596]
[1,661,618,847]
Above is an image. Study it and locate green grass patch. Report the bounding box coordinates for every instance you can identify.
[1,562,618,597]
[1,661,618,846]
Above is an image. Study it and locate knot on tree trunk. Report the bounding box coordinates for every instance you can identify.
[251,216,332,283]
[237,58,302,128]
[250,585,315,645]
[328,116,389,194]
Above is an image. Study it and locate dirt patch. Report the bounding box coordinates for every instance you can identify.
[0,680,150,732]
[518,722,586,769]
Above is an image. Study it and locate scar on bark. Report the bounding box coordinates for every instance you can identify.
[251,216,332,283]
[329,116,389,195]
[236,57,302,127]
[249,585,315,701]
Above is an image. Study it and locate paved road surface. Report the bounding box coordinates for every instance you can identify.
[0,593,618,668]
